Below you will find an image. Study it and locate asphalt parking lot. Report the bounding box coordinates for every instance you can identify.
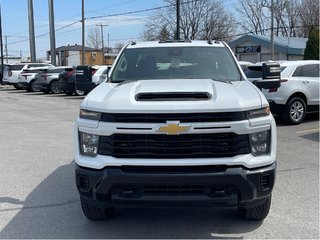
[0,85,319,239]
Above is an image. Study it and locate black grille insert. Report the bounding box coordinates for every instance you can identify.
[99,133,250,158]
[112,185,238,197]
[101,112,247,123]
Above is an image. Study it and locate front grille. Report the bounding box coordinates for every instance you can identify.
[98,133,250,158]
[100,112,247,123]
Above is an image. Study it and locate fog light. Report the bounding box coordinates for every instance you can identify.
[79,132,99,157]
[250,130,270,156]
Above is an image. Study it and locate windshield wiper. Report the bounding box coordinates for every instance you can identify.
[116,79,139,86]
[211,79,233,84]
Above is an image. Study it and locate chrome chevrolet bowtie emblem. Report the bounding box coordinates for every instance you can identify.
[156,121,191,135]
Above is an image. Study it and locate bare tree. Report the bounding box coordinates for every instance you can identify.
[284,0,302,37]
[87,27,102,49]
[142,0,236,41]
[236,0,319,38]
[299,0,320,37]
[236,0,268,35]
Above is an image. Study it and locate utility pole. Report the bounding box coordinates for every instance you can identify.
[4,35,8,63]
[48,0,56,65]
[270,0,274,60]
[262,0,275,60]
[176,0,180,40]
[81,0,85,65]
[107,33,109,52]
[28,0,36,62]
[0,3,4,83]
[96,24,108,53]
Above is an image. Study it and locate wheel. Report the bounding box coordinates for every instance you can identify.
[64,89,74,96]
[80,197,114,220]
[75,89,85,96]
[13,84,21,90]
[29,80,40,92]
[49,80,62,94]
[282,97,306,125]
[238,195,271,221]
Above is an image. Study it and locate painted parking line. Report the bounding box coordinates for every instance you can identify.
[296,128,319,134]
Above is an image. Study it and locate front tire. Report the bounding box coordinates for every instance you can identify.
[49,80,62,94]
[13,84,21,90]
[238,196,271,220]
[80,197,114,220]
[282,97,306,125]
[29,80,40,92]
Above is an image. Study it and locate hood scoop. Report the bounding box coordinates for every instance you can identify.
[135,92,212,101]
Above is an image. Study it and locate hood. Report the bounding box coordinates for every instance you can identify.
[82,79,264,113]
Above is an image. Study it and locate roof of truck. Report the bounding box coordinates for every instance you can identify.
[126,40,226,49]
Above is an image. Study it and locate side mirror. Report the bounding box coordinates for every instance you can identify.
[255,62,281,89]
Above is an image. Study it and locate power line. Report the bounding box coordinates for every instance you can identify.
[8,20,80,45]
[6,0,201,46]
[85,0,203,20]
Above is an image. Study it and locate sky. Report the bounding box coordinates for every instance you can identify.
[0,0,236,59]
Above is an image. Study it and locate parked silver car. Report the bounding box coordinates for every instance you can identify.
[245,60,319,124]
[34,67,70,94]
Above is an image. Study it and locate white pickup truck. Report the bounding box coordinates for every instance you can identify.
[74,40,280,221]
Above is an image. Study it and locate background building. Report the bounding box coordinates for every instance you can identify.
[228,35,307,63]
[47,44,104,66]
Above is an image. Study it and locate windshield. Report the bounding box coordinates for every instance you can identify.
[110,47,241,82]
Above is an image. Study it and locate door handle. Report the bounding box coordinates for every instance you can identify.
[302,80,309,84]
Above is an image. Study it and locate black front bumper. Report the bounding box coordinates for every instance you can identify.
[268,101,286,115]
[75,162,276,208]
[75,81,98,93]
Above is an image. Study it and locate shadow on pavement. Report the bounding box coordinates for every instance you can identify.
[63,96,86,100]
[0,161,263,239]
[274,112,319,126]
[299,132,319,142]
[0,88,24,92]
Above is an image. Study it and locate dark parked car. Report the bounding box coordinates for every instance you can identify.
[58,67,84,96]
[75,65,111,94]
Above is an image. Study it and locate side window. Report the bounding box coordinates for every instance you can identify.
[292,64,319,77]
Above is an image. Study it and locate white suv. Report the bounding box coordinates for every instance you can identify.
[245,60,319,124]
[2,63,53,89]
[17,66,53,92]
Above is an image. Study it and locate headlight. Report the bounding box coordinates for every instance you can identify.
[247,107,270,119]
[250,130,270,156]
[79,109,101,120]
[79,132,99,157]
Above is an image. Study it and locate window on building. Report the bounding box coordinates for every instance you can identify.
[91,52,97,60]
